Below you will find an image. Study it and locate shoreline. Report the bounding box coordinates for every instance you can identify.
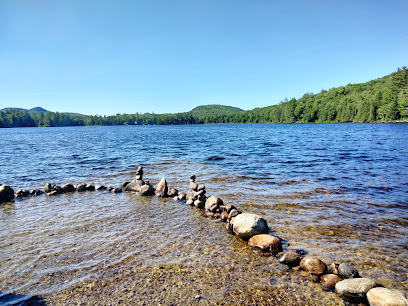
[2,168,407,305]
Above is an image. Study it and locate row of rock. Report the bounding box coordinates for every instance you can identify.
[2,170,407,305]
[173,175,407,306]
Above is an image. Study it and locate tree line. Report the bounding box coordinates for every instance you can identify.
[1,67,407,128]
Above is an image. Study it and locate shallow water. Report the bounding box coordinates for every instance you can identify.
[0,124,407,305]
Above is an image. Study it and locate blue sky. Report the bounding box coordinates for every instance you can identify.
[1,1,407,115]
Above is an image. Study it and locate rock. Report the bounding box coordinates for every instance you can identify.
[279,252,302,267]
[186,199,194,205]
[197,184,205,191]
[189,182,198,190]
[232,213,269,239]
[328,263,340,275]
[300,257,327,276]
[16,189,30,198]
[96,185,107,190]
[0,185,15,203]
[321,274,343,290]
[76,183,87,192]
[44,183,52,193]
[189,174,196,181]
[125,179,144,193]
[221,211,229,222]
[168,188,178,197]
[86,184,95,191]
[248,234,282,254]
[338,263,359,279]
[367,287,408,306]
[155,177,168,197]
[31,189,43,196]
[205,196,224,213]
[225,204,237,213]
[178,193,187,201]
[335,278,378,304]
[228,209,239,219]
[122,181,130,188]
[194,199,205,209]
[140,184,154,196]
[47,190,59,196]
[111,188,122,193]
[62,184,76,193]
[53,185,64,193]
[226,221,234,233]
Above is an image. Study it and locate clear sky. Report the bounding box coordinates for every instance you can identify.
[1,0,407,115]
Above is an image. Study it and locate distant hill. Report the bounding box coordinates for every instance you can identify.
[190,104,244,116]
[1,107,49,114]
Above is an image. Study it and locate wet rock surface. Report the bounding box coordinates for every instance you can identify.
[279,252,302,267]
[335,278,378,303]
[232,213,269,239]
[366,287,408,306]
[0,184,14,203]
[300,257,327,276]
[338,262,359,279]
[320,274,343,290]
[248,234,282,254]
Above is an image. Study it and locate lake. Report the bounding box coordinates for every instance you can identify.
[0,123,407,305]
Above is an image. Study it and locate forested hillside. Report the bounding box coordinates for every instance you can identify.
[1,67,407,128]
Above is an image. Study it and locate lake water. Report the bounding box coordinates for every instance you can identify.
[0,124,407,305]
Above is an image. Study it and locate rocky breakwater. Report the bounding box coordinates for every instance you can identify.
[3,169,407,305]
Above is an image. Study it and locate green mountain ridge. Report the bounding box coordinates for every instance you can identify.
[1,107,49,114]
[1,67,407,127]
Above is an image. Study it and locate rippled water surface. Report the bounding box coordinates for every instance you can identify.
[1,124,407,305]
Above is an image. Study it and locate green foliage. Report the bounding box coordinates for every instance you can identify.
[1,68,407,128]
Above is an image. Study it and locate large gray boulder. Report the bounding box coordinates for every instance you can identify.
[367,287,408,306]
[335,278,378,304]
[0,184,14,203]
[232,213,269,239]
[125,179,145,193]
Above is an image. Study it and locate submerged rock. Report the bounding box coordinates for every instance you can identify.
[178,193,187,201]
[335,278,378,304]
[338,263,359,279]
[232,213,269,239]
[367,287,408,306]
[279,252,302,267]
[96,185,107,190]
[300,257,327,276]
[321,274,343,290]
[248,234,282,254]
[0,184,15,203]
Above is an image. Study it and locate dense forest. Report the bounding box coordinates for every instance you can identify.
[1,67,407,128]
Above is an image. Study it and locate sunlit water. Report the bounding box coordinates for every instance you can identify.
[0,124,407,305]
